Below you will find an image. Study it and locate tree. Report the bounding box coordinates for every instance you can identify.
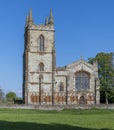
[0,88,4,100]
[6,91,16,101]
[88,52,114,104]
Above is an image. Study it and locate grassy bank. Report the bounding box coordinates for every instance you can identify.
[0,108,114,130]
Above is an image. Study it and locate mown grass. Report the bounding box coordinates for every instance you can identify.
[0,108,114,130]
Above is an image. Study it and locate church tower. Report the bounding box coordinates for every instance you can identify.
[23,9,100,105]
[23,9,56,104]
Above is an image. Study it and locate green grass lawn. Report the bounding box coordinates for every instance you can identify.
[0,108,114,130]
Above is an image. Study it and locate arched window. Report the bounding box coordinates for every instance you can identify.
[75,71,90,90]
[39,35,44,51]
[39,63,44,71]
[59,82,64,91]
[39,74,43,81]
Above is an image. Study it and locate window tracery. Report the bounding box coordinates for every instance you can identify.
[75,71,90,90]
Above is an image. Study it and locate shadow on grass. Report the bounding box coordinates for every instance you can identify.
[0,120,112,130]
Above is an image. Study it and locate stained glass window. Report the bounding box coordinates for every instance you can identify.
[59,82,64,91]
[75,71,90,90]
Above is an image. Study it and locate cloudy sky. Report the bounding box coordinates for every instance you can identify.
[0,0,114,97]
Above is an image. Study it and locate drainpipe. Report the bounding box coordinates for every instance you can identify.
[66,76,68,105]
[95,78,96,104]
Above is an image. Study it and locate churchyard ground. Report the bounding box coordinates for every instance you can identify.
[0,108,114,130]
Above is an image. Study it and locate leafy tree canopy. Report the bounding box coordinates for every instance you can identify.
[6,91,16,101]
[0,88,4,100]
[88,52,114,104]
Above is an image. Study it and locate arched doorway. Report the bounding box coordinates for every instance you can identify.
[79,96,85,104]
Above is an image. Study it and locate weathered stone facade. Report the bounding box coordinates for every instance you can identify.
[23,10,100,105]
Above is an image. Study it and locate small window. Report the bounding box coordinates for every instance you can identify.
[39,63,44,71]
[39,35,44,51]
[59,82,64,91]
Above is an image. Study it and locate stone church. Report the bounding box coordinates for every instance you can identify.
[23,10,100,105]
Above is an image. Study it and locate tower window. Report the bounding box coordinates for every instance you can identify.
[39,35,44,51]
[39,63,44,71]
[59,82,64,91]
[75,71,90,90]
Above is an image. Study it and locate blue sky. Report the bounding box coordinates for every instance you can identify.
[0,0,114,97]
